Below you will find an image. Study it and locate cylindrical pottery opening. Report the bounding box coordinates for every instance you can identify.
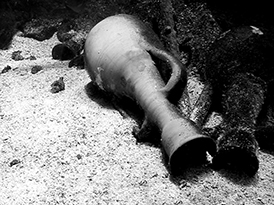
[161,119,216,174]
[213,128,259,176]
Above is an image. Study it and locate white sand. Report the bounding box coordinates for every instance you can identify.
[0,32,273,205]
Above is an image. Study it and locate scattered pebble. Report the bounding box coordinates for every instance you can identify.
[9,159,21,167]
[31,65,43,74]
[138,180,148,186]
[76,154,82,160]
[1,65,12,74]
[26,55,37,60]
[50,77,65,93]
[174,200,184,205]
[11,50,24,61]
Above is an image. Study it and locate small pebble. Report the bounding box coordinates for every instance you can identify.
[139,180,147,186]
[31,65,43,74]
[50,77,65,93]
[9,159,21,167]
[175,200,183,205]
[11,50,24,61]
[1,65,12,74]
[29,55,37,60]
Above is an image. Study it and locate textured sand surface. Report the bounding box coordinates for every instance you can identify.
[0,32,274,205]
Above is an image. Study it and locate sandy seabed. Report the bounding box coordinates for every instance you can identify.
[0,32,274,205]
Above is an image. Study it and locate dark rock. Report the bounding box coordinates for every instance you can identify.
[11,50,24,61]
[50,77,65,93]
[31,65,43,74]
[56,17,91,56]
[1,65,12,74]
[56,19,78,42]
[1,0,71,48]
[22,18,61,41]
[52,44,76,60]
[64,39,85,56]
[0,11,16,49]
